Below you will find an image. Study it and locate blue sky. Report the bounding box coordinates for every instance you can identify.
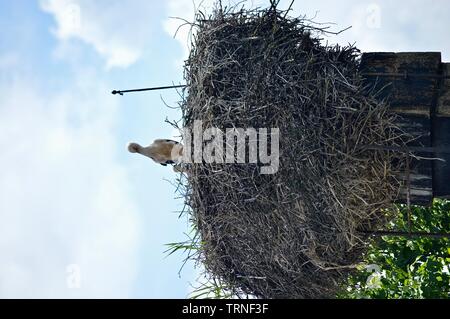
[0,0,449,298]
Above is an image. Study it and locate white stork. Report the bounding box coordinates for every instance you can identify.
[128,139,183,167]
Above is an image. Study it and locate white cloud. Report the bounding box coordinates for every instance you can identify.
[163,0,274,63]
[0,70,141,298]
[0,52,20,70]
[163,0,216,64]
[288,0,450,60]
[40,0,156,68]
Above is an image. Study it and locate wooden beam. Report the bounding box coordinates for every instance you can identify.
[437,63,450,117]
[360,52,442,206]
[360,52,441,116]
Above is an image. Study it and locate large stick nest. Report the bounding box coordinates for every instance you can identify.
[177,4,408,298]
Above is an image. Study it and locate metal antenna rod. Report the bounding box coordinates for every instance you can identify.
[360,230,450,239]
[111,84,187,96]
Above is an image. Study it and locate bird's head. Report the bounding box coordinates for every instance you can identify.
[127,142,141,153]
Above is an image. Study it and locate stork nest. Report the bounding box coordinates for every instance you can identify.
[176,4,409,298]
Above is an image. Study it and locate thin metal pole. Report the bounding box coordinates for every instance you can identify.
[361,72,450,80]
[111,84,187,96]
[359,144,450,154]
[361,230,450,239]
[405,153,413,233]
